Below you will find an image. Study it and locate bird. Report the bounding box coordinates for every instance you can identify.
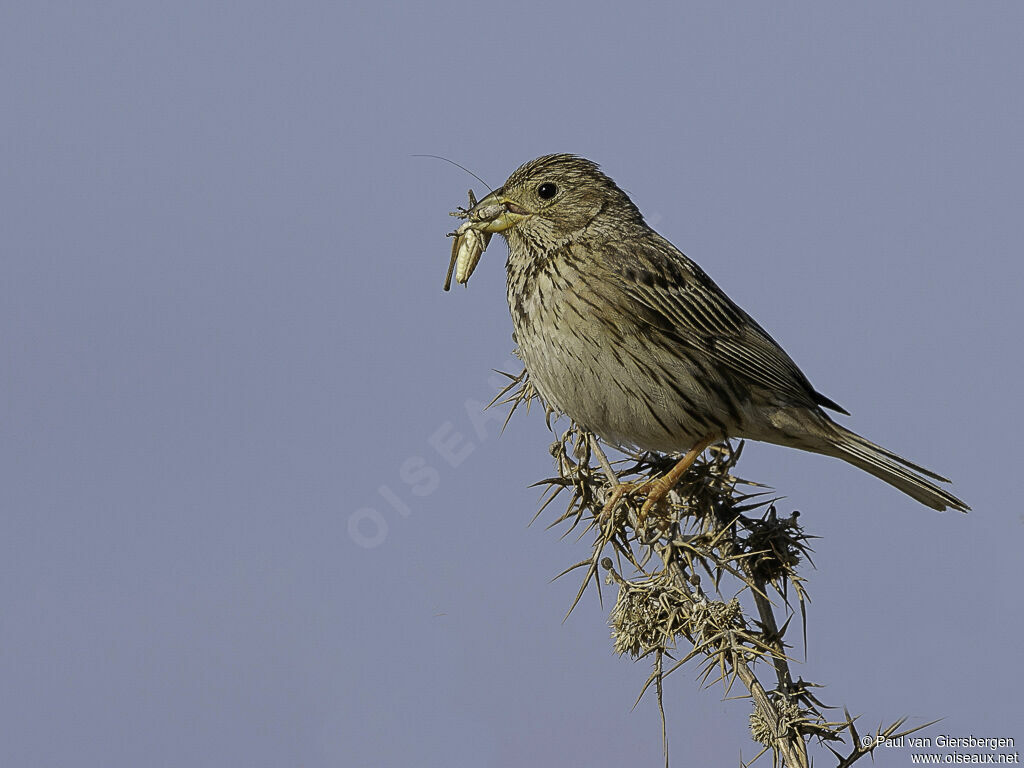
[453,153,969,515]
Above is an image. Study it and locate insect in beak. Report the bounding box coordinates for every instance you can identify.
[443,189,533,290]
[441,189,508,290]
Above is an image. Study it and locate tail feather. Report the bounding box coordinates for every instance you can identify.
[827,426,969,513]
[840,429,951,483]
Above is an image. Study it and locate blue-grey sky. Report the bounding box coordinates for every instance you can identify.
[2,3,1022,767]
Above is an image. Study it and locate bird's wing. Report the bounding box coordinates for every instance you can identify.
[598,235,847,414]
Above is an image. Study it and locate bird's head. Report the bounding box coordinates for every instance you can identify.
[467,154,642,251]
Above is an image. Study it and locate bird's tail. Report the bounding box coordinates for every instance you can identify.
[824,424,969,513]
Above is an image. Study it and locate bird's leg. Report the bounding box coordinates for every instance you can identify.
[637,436,715,524]
[599,436,715,528]
[598,481,638,525]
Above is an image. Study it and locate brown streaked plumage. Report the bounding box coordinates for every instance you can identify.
[451,154,968,513]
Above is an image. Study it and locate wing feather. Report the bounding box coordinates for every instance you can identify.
[598,234,847,415]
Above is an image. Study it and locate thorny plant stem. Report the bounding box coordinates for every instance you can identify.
[751,589,795,693]
[590,435,619,488]
[589,438,808,768]
[498,370,939,768]
[663,525,808,768]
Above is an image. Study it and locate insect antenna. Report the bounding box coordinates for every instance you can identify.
[412,154,496,196]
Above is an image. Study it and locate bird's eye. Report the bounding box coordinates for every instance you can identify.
[537,182,558,200]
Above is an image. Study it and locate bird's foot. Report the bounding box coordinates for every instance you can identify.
[599,480,643,526]
[638,474,680,525]
[599,436,716,530]
[598,478,670,530]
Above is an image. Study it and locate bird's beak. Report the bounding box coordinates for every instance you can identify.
[470,189,531,233]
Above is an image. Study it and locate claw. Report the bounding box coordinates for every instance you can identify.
[600,436,715,528]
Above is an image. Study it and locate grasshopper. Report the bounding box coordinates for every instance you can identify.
[443,189,501,291]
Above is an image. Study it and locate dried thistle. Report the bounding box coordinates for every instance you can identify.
[493,365,935,768]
